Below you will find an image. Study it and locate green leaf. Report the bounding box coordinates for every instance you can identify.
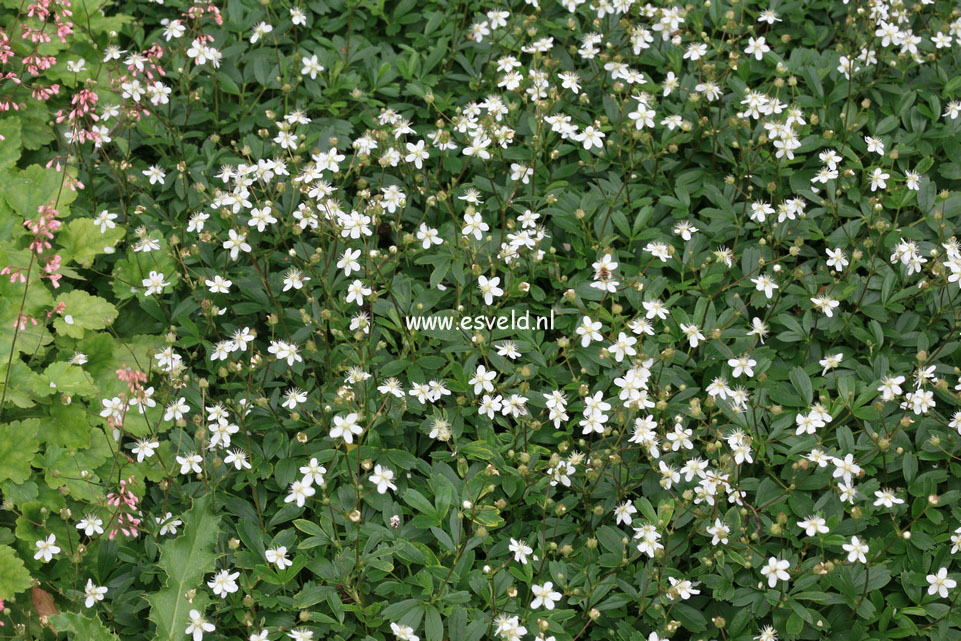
[2,164,77,217]
[0,544,32,599]
[59,218,125,268]
[44,361,95,397]
[50,611,120,641]
[40,402,91,449]
[425,605,443,641]
[789,366,813,405]
[0,419,39,483]
[53,290,119,338]
[0,119,21,171]
[902,452,918,484]
[145,494,222,641]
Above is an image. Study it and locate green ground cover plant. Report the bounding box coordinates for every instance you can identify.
[2,0,961,640]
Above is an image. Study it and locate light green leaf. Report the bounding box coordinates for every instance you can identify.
[2,164,77,218]
[0,119,21,171]
[59,218,126,268]
[44,361,95,397]
[0,419,39,483]
[0,544,32,599]
[53,290,119,338]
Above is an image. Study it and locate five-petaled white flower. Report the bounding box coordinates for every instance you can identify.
[34,534,60,563]
[84,578,108,608]
[759,557,791,587]
[927,567,957,598]
[369,464,397,494]
[266,546,292,569]
[208,568,240,598]
[530,582,562,609]
[330,412,364,444]
[843,536,870,564]
[185,609,215,641]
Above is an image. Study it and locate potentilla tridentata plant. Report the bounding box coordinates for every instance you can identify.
[2,0,961,640]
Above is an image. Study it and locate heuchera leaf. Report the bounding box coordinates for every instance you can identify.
[0,544,32,599]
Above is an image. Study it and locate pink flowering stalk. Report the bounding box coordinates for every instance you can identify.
[116,366,148,394]
[0,0,74,115]
[105,478,143,539]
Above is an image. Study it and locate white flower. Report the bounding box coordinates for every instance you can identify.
[927,568,957,598]
[574,125,605,150]
[301,54,324,79]
[77,515,104,536]
[157,513,182,535]
[614,501,636,526]
[832,453,861,484]
[576,316,603,347]
[176,452,203,475]
[266,546,292,569]
[906,389,935,415]
[469,365,497,394]
[415,223,443,248]
[878,375,905,401]
[873,488,904,508]
[819,353,844,375]
[94,210,118,232]
[728,355,756,378]
[811,295,840,317]
[667,576,700,600]
[345,279,372,306]
[285,479,315,507]
[268,340,302,366]
[330,412,364,444]
[208,569,240,598]
[462,212,489,240]
[250,21,273,44]
[224,449,251,470]
[477,275,504,305]
[707,519,730,545]
[744,36,770,60]
[142,270,170,296]
[130,438,159,462]
[509,538,533,564]
[797,515,829,537]
[223,229,251,261]
[84,578,108,608]
[759,557,791,587]
[864,135,885,155]
[826,247,848,270]
[679,323,705,348]
[870,167,890,191]
[164,397,190,421]
[185,609,215,641]
[751,274,779,299]
[143,165,166,185]
[609,332,637,363]
[369,464,397,494]
[290,7,307,25]
[644,241,671,262]
[390,622,419,641]
[843,535,870,564]
[530,582,562,609]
